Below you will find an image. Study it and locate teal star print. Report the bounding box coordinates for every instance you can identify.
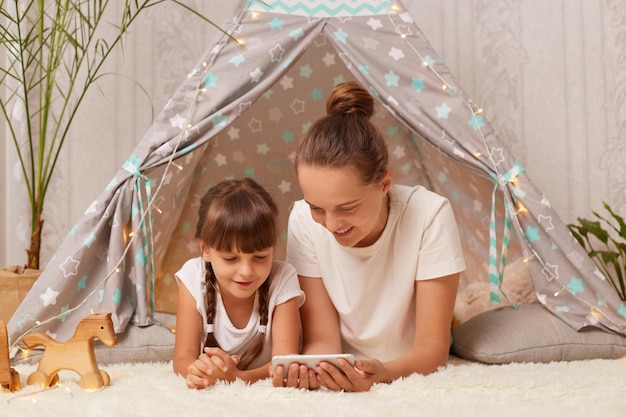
[525,226,540,242]
[468,115,485,130]
[282,131,295,143]
[77,275,88,291]
[333,28,348,44]
[113,288,122,306]
[84,232,96,248]
[244,167,256,178]
[135,249,148,266]
[212,112,227,128]
[411,77,426,92]
[311,88,323,100]
[269,17,284,30]
[203,72,218,88]
[567,276,584,295]
[60,305,70,322]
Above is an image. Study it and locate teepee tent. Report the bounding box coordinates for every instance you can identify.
[8,0,626,348]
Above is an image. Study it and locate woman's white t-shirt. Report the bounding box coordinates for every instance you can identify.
[286,184,466,361]
[175,258,305,369]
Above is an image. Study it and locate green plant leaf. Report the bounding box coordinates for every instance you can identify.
[578,218,609,244]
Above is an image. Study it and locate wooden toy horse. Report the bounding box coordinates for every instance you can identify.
[23,312,118,391]
[0,320,21,392]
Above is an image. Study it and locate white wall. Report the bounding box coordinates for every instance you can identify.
[2,0,625,267]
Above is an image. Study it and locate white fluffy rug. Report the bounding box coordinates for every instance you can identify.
[3,357,626,416]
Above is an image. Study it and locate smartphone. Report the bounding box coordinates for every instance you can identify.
[271,354,356,379]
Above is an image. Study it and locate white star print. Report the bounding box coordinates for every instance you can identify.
[250,67,263,83]
[367,17,383,30]
[278,180,291,194]
[40,287,59,307]
[60,256,79,277]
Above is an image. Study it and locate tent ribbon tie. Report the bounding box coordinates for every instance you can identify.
[123,160,156,315]
[489,162,525,307]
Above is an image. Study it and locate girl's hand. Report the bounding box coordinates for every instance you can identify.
[316,358,385,392]
[185,353,216,389]
[271,362,320,390]
[203,347,241,382]
[185,349,240,389]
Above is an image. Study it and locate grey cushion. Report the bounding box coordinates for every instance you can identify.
[451,304,626,364]
[12,320,175,366]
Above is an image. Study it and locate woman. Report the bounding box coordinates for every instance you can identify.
[275,81,465,392]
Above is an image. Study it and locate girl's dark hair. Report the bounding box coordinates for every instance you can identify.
[196,178,278,370]
[295,81,389,185]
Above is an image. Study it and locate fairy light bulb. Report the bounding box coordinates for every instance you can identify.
[590,309,602,319]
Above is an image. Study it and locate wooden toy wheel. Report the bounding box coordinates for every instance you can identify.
[27,370,53,388]
[79,372,104,391]
[10,368,21,391]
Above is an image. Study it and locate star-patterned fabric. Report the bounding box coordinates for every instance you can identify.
[8,0,626,347]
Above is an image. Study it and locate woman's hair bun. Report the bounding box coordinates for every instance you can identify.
[325,81,374,119]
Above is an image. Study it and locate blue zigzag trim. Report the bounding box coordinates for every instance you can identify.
[247,0,393,17]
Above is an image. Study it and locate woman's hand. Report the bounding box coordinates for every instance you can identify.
[271,362,320,390]
[316,358,385,392]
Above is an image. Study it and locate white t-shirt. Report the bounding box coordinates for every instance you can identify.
[175,258,305,369]
[286,184,466,361]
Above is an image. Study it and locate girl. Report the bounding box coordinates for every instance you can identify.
[174,178,304,388]
[276,81,466,392]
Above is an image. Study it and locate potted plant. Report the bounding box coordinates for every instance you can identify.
[568,202,626,301]
[0,0,231,322]
[0,0,226,270]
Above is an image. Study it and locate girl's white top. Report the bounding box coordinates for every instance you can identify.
[287,184,466,360]
[176,259,304,369]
